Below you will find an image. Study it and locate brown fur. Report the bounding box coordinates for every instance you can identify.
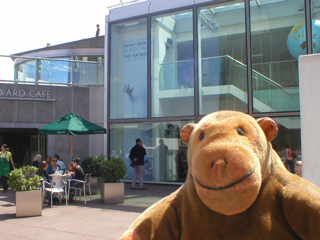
[120,111,320,240]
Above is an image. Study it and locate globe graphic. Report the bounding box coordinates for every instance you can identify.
[287,20,320,60]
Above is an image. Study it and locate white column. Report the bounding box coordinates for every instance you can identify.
[299,53,320,187]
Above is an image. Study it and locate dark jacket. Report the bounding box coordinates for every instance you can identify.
[74,166,85,180]
[37,168,50,182]
[129,144,146,166]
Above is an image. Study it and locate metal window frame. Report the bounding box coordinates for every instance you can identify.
[106,0,308,153]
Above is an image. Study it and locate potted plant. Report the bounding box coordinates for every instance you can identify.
[82,155,107,195]
[8,166,42,217]
[101,157,127,204]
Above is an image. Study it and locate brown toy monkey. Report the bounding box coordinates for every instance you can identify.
[120,111,320,240]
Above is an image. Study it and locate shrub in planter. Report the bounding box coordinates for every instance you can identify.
[101,158,127,204]
[101,158,127,183]
[8,166,42,217]
[82,154,107,177]
[82,155,109,195]
[8,166,41,191]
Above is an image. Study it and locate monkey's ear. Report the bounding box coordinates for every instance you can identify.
[257,117,278,142]
[180,123,197,146]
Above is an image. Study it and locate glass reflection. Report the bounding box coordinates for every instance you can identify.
[110,18,148,119]
[311,1,320,54]
[38,58,71,84]
[250,0,304,113]
[17,60,36,82]
[110,120,192,183]
[270,116,301,175]
[198,2,247,115]
[151,10,194,117]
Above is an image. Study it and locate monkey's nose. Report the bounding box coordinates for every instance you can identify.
[211,159,228,168]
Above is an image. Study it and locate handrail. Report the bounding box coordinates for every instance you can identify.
[158,55,295,96]
[0,54,104,64]
[0,54,104,86]
[0,79,103,87]
[159,59,193,65]
[224,55,285,91]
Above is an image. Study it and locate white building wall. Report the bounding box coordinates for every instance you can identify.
[299,53,320,187]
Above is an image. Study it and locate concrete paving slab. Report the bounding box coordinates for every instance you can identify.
[0,183,180,240]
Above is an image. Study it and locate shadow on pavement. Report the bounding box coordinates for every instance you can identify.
[0,213,16,221]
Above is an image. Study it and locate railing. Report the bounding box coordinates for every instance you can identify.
[0,55,104,86]
[157,55,300,112]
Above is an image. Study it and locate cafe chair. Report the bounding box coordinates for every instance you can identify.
[68,173,92,204]
[42,176,68,208]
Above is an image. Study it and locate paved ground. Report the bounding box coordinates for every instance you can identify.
[0,183,180,240]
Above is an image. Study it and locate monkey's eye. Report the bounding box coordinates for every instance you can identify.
[237,128,245,136]
[199,132,205,141]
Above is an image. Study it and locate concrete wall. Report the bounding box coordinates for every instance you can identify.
[0,83,105,165]
[299,53,320,187]
[89,86,105,157]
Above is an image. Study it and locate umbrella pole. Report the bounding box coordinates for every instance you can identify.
[71,135,74,159]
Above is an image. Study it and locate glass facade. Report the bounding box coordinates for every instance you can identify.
[250,0,303,113]
[38,58,71,84]
[198,2,247,115]
[110,120,192,183]
[17,60,36,82]
[312,1,320,54]
[151,10,194,117]
[272,116,301,172]
[14,57,103,86]
[109,19,148,119]
[108,0,315,183]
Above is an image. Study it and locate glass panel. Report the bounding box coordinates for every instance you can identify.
[74,56,104,62]
[271,116,301,175]
[38,58,71,84]
[250,0,304,113]
[72,61,104,85]
[198,2,247,115]
[17,60,36,82]
[151,10,194,117]
[110,120,192,183]
[311,1,320,54]
[110,18,148,119]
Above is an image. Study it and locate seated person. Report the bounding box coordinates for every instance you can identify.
[32,154,42,168]
[46,156,52,165]
[66,162,76,178]
[46,157,61,177]
[68,158,85,204]
[38,161,50,182]
[53,154,66,174]
[38,161,52,204]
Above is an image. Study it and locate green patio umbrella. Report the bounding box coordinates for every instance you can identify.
[38,112,106,158]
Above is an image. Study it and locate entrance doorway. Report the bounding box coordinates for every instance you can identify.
[0,128,44,167]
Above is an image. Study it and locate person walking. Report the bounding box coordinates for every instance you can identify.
[0,144,15,192]
[129,138,147,190]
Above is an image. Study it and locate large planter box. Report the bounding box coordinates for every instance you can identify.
[16,190,42,217]
[101,182,124,204]
[88,176,103,195]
